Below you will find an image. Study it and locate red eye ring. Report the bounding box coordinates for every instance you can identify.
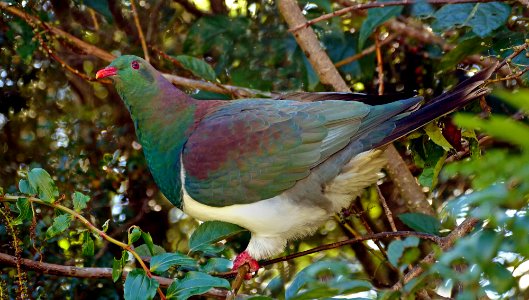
[131,61,140,69]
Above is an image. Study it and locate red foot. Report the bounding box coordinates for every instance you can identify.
[232,251,260,279]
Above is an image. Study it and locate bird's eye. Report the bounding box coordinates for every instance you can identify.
[131,61,140,70]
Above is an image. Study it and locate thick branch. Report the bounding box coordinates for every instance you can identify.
[0,252,227,299]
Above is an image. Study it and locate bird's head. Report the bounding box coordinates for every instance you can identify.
[96,55,157,85]
[96,55,162,110]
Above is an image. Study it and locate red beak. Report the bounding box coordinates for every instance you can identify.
[95,66,118,79]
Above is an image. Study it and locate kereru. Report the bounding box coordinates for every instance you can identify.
[96,55,495,274]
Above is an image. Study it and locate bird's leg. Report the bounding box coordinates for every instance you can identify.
[232,250,259,279]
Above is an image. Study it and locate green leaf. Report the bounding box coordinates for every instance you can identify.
[112,258,123,282]
[129,227,142,245]
[149,253,196,274]
[432,3,511,37]
[454,114,529,150]
[166,271,230,300]
[135,244,166,257]
[82,0,113,22]
[27,168,59,203]
[398,213,441,235]
[189,221,246,253]
[19,179,36,195]
[112,251,128,282]
[82,232,94,256]
[486,262,515,293]
[387,240,405,267]
[46,214,72,239]
[387,237,420,267]
[141,232,155,256]
[123,269,159,300]
[199,257,232,273]
[438,37,489,71]
[411,0,434,18]
[358,0,403,49]
[12,197,32,225]
[175,55,216,82]
[73,191,90,212]
[493,89,529,113]
[424,123,453,150]
[102,219,110,232]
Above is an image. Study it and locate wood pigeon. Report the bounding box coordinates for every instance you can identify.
[96,55,495,274]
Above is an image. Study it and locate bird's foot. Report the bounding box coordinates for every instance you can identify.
[232,251,259,279]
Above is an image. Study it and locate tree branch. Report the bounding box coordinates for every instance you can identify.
[130,0,150,62]
[0,252,228,299]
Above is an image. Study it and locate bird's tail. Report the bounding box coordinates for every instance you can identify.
[376,63,498,147]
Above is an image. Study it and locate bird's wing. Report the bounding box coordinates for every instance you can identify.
[182,99,374,207]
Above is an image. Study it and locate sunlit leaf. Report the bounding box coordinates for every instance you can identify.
[46,214,72,239]
[73,191,90,212]
[27,168,59,203]
[189,221,246,253]
[123,269,159,300]
[12,197,32,225]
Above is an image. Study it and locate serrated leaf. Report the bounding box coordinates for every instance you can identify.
[150,253,196,274]
[129,227,141,245]
[141,232,155,256]
[175,55,216,82]
[189,221,246,253]
[82,232,94,256]
[46,214,72,239]
[166,271,230,300]
[27,168,59,203]
[432,3,511,37]
[398,213,440,235]
[19,179,36,195]
[123,269,159,300]
[73,191,90,212]
[12,197,32,225]
[358,0,403,49]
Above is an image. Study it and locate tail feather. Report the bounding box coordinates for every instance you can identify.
[376,63,497,147]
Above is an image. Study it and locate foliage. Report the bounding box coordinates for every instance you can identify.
[0,0,528,299]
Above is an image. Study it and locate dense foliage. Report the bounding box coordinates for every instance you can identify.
[1,0,529,299]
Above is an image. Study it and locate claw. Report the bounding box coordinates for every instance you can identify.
[232,251,259,279]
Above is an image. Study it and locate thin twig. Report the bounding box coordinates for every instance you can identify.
[378,186,398,232]
[375,29,384,95]
[130,0,150,62]
[335,33,397,67]
[289,0,500,33]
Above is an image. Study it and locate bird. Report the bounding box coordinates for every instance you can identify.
[96,55,495,275]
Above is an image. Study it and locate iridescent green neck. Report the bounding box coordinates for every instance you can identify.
[117,75,196,207]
